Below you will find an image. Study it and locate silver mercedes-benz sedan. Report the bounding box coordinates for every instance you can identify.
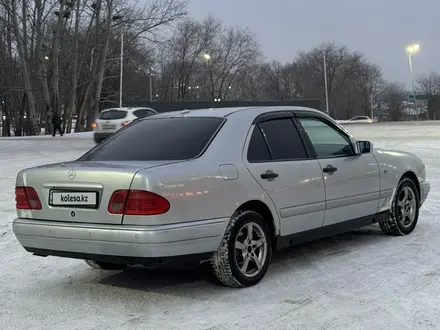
[13,106,430,287]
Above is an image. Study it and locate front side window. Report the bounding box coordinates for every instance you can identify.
[79,117,224,161]
[298,117,353,158]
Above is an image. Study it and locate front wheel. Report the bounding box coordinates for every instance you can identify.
[84,260,127,270]
[379,177,420,236]
[211,210,272,288]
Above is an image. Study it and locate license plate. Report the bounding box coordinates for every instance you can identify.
[50,191,98,208]
[102,125,116,129]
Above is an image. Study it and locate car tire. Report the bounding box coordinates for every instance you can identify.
[84,260,127,270]
[379,177,420,236]
[211,210,272,288]
[93,136,102,144]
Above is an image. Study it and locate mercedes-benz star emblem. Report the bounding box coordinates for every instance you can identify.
[68,169,76,180]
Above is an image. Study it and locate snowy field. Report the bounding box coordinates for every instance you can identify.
[1,122,440,330]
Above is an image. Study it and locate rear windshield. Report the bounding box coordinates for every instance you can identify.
[79,117,225,161]
[99,109,127,120]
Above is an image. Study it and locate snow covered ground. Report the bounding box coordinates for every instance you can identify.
[1,123,440,330]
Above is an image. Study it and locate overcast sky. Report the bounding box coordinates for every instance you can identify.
[187,0,438,88]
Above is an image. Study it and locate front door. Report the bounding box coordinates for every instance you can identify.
[296,116,380,226]
[244,114,326,236]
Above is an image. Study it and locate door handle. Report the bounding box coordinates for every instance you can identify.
[261,170,279,180]
[322,165,337,174]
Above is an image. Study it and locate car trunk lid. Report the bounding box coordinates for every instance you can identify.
[16,160,180,224]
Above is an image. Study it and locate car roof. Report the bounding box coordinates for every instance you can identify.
[152,106,323,118]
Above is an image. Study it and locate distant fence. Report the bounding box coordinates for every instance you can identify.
[116,99,321,113]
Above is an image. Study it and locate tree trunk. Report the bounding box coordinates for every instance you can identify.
[50,0,67,118]
[76,0,101,132]
[10,0,39,135]
[90,0,113,127]
[65,0,82,135]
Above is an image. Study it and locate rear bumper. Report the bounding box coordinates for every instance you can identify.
[420,181,430,206]
[13,218,227,263]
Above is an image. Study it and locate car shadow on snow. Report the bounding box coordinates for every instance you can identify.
[99,264,216,291]
[269,225,386,269]
[97,224,390,292]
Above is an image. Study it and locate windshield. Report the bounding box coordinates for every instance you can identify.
[79,117,225,161]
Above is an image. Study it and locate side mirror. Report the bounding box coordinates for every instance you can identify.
[356,140,372,154]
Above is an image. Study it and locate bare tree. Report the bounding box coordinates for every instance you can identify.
[291,43,382,119]
[1,4,420,137]
[169,16,221,100]
[231,63,266,100]
[259,61,298,100]
[417,72,440,95]
[381,82,406,121]
[64,0,83,133]
[207,26,261,100]
[0,0,188,135]
[6,0,40,134]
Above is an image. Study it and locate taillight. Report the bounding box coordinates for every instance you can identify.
[107,190,128,214]
[91,122,98,128]
[15,187,42,210]
[108,190,170,216]
[121,121,130,127]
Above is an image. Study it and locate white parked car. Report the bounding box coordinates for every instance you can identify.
[92,107,157,143]
[338,116,375,124]
[13,106,430,287]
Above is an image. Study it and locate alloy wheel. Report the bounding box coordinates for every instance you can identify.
[233,222,268,278]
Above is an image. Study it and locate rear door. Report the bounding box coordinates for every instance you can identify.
[244,112,326,236]
[296,114,380,226]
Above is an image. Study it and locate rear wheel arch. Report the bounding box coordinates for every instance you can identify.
[234,200,278,251]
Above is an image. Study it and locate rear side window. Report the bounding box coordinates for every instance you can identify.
[79,117,225,161]
[247,127,271,162]
[99,109,127,120]
[259,119,307,160]
[133,109,155,118]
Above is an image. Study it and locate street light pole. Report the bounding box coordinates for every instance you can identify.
[408,52,417,118]
[111,15,125,108]
[149,67,153,102]
[406,43,420,119]
[202,53,211,100]
[323,50,330,116]
[119,32,124,108]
